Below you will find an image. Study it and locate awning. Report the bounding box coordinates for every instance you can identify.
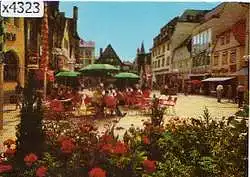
[230,67,248,76]
[202,77,235,82]
[188,73,210,77]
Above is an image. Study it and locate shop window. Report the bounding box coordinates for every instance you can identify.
[230,49,236,63]
[213,52,219,66]
[222,51,228,65]
[4,51,19,81]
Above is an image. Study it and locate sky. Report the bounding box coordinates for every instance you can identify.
[59,2,219,61]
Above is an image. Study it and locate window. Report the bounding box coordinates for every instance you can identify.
[222,51,228,65]
[162,45,165,53]
[230,49,236,63]
[4,51,19,81]
[166,56,170,65]
[225,32,230,44]
[220,36,225,45]
[14,18,19,27]
[158,60,160,68]
[213,52,219,66]
[167,44,170,50]
[162,58,165,67]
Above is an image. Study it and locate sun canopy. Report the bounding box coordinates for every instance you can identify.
[56,71,80,77]
[114,72,140,79]
[80,64,119,72]
[201,77,235,82]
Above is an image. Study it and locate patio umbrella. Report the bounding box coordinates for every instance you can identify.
[80,64,119,72]
[114,72,140,79]
[56,71,80,77]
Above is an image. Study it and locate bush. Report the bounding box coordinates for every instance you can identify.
[0,108,248,177]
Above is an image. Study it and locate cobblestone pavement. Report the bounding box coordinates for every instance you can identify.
[0,94,239,151]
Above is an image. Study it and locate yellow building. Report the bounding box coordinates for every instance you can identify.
[3,17,25,94]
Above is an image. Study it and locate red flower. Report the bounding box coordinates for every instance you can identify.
[100,134,113,143]
[100,144,113,153]
[113,141,128,155]
[88,167,106,177]
[142,136,150,145]
[5,148,16,157]
[57,135,70,143]
[0,164,12,173]
[36,166,48,177]
[61,139,75,154]
[143,159,156,173]
[24,153,38,166]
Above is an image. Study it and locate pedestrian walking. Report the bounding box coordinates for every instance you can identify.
[216,84,223,103]
[15,81,23,110]
[227,85,233,103]
[237,83,245,108]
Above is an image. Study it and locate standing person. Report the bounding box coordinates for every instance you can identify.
[237,83,245,108]
[227,85,233,103]
[216,84,224,103]
[15,81,23,110]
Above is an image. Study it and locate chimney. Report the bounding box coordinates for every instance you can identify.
[73,6,78,20]
[100,48,103,57]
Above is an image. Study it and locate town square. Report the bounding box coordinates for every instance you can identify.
[0,1,249,177]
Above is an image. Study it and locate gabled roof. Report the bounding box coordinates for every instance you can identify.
[96,44,122,65]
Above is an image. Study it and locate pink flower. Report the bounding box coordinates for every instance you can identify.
[24,153,38,166]
[36,166,48,177]
[89,167,106,177]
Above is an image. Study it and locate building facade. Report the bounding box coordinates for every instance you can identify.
[151,17,178,87]
[25,2,79,73]
[3,17,25,94]
[96,44,123,69]
[172,36,192,91]
[191,2,249,80]
[76,39,95,69]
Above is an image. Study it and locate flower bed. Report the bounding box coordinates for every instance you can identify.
[0,107,248,177]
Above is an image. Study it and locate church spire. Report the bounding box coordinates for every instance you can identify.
[140,41,145,54]
[137,48,140,54]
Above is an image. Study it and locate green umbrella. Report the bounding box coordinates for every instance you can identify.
[80,64,119,72]
[114,72,140,79]
[56,71,80,77]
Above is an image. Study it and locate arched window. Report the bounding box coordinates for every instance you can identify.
[4,50,19,81]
